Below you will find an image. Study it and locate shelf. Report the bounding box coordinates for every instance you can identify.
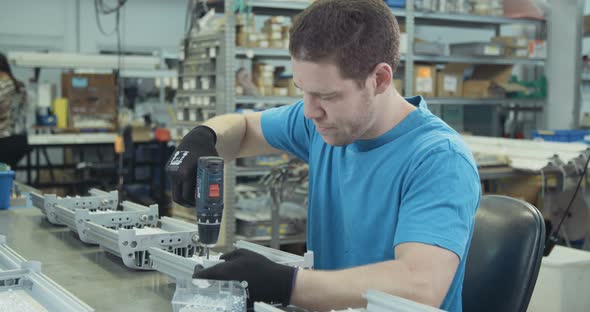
[236,96,300,106]
[235,47,542,66]
[176,90,216,97]
[412,11,544,27]
[427,98,545,105]
[235,234,306,246]
[413,55,545,66]
[179,71,217,77]
[236,166,271,177]
[236,47,291,58]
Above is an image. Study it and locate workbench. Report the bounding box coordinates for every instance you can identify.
[0,201,176,311]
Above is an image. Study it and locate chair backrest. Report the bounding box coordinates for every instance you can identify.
[463,195,545,312]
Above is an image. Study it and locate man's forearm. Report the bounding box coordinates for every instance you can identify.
[291,260,438,311]
[203,114,247,161]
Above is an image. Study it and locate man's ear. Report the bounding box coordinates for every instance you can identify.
[372,63,393,95]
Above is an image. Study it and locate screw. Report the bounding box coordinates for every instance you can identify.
[192,234,199,243]
[140,215,148,222]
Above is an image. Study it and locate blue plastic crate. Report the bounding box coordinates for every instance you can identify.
[385,0,405,8]
[532,130,590,143]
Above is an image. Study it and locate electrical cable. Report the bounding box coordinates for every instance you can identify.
[544,153,590,256]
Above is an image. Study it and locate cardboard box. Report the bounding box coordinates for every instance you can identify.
[436,64,468,97]
[462,65,528,98]
[491,36,528,48]
[584,15,590,33]
[505,47,529,58]
[61,73,116,129]
[273,87,288,96]
[528,40,547,59]
[413,65,437,98]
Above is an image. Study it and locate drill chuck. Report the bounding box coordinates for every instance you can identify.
[196,156,224,247]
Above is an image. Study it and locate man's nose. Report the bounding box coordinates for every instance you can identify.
[303,95,325,120]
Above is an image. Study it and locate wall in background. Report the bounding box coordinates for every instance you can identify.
[0,0,186,83]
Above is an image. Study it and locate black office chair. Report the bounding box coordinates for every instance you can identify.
[463,195,545,312]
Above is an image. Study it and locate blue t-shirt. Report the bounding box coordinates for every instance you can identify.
[261,96,481,312]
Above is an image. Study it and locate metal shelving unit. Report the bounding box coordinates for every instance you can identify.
[181,0,548,248]
[413,55,545,66]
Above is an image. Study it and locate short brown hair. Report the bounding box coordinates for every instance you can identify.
[289,0,401,83]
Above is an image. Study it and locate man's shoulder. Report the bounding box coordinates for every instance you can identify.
[407,114,477,170]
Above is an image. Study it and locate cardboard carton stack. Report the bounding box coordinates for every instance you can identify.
[462,65,528,98]
[261,16,290,49]
[253,63,275,96]
[236,13,256,48]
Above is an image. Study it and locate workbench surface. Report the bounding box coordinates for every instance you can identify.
[0,206,176,311]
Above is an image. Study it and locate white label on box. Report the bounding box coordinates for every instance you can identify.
[416,77,433,93]
[444,76,458,92]
[189,109,197,121]
[208,48,217,58]
[246,49,254,59]
[190,96,197,105]
[183,82,189,90]
[190,79,196,90]
[177,110,184,121]
[196,97,203,105]
[201,78,210,90]
[203,97,210,105]
[171,78,178,90]
[484,45,500,56]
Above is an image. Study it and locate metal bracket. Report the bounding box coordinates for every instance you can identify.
[30,189,118,225]
[150,239,314,282]
[84,217,202,270]
[0,236,94,311]
[53,201,159,244]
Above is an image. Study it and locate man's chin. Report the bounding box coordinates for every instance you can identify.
[320,134,352,146]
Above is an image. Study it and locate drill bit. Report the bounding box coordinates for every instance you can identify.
[206,247,210,260]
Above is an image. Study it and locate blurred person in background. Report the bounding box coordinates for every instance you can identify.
[0,52,30,168]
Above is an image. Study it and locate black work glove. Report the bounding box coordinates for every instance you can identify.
[193,249,297,306]
[166,126,218,206]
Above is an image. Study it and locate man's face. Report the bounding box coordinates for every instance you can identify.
[292,59,377,146]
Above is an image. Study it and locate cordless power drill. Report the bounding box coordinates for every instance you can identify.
[196,156,224,259]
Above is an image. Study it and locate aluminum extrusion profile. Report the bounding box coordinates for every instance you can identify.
[30,189,118,225]
[84,217,201,270]
[53,201,159,244]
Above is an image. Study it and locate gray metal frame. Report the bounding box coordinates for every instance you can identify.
[84,216,201,270]
[30,189,118,225]
[53,201,159,244]
[150,239,313,282]
[0,236,94,311]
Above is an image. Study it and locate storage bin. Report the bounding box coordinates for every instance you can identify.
[529,246,590,312]
[0,171,14,209]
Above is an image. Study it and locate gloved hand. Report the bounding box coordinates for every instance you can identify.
[193,249,297,306]
[166,125,218,206]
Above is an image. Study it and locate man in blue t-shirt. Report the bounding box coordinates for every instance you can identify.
[166,0,480,311]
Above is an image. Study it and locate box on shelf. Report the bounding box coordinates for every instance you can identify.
[450,42,505,57]
[61,73,117,130]
[585,15,590,34]
[275,78,302,97]
[414,65,437,98]
[462,65,527,98]
[436,64,468,97]
[414,39,446,56]
[491,36,530,58]
[528,40,547,59]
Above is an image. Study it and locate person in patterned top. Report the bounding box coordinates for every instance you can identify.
[0,52,28,138]
[0,52,30,168]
